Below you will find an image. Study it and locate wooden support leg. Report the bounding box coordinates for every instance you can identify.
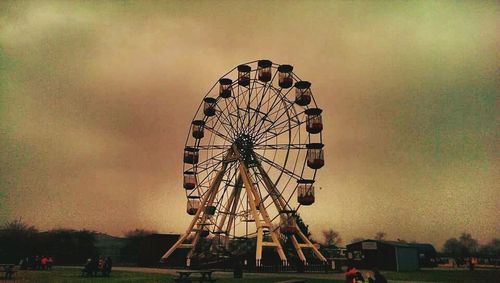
[295,228,327,262]
[238,159,288,266]
[253,154,327,264]
[291,235,306,263]
[161,153,231,262]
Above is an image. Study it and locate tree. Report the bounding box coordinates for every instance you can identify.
[322,229,342,247]
[443,232,479,257]
[39,228,98,264]
[374,232,386,240]
[0,219,38,234]
[443,238,461,257]
[480,238,500,258]
[121,229,157,263]
[0,219,38,263]
[458,232,478,256]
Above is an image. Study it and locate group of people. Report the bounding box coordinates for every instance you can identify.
[82,256,113,277]
[345,266,387,283]
[19,255,54,270]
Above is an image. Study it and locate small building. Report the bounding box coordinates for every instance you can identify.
[407,243,438,267]
[346,240,419,271]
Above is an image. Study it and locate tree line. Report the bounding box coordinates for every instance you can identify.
[0,219,155,264]
[1,219,498,265]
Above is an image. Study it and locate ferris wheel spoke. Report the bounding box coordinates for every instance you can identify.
[197,159,236,200]
[193,167,220,192]
[244,79,270,132]
[251,170,276,211]
[196,145,232,150]
[255,167,297,215]
[195,150,226,166]
[254,152,302,181]
[266,100,298,127]
[253,144,307,150]
[250,88,294,139]
[250,166,293,219]
[213,166,238,225]
[221,94,240,133]
[282,184,300,215]
[243,74,260,130]
[266,88,293,119]
[252,100,297,142]
[215,101,239,137]
[254,112,305,145]
[233,83,253,133]
[247,86,282,135]
[247,72,279,132]
[210,109,237,139]
[204,124,233,143]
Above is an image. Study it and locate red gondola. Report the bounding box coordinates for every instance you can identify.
[295,81,312,106]
[278,64,293,88]
[305,108,323,134]
[238,64,251,87]
[219,78,232,98]
[192,120,205,139]
[183,147,199,164]
[183,171,197,190]
[297,179,315,205]
[306,143,324,169]
[186,196,200,215]
[258,60,272,82]
[203,97,217,116]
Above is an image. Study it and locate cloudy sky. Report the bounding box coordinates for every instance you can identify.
[0,1,498,248]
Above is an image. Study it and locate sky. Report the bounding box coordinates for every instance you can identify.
[0,1,498,249]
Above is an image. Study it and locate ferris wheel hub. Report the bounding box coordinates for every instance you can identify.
[234,134,257,167]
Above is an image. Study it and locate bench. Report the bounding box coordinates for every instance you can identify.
[174,270,217,283]
[0,264,16,280]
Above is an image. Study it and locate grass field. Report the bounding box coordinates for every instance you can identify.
[9,268,338,283]
[8,267,500,282]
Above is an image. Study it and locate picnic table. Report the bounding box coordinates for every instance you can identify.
[174,270,216,283]
[0,264,16,280]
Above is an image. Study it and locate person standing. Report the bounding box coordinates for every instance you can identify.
[47,257,53,270]
[40,256,48,270]
[103,257,112,277]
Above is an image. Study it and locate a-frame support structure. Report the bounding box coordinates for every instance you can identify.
[161,145,326,266]
[253,155,326,265]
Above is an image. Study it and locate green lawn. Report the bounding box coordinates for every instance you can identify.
[11,268,339,283]
[9,267,500,282]
[11,268,172,283]
[382,269,500,283]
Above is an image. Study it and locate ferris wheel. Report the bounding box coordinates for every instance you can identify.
[161,60,326,266]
